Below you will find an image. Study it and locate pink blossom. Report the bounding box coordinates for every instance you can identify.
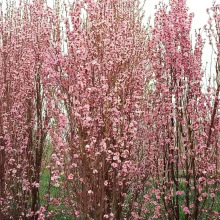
[203,193,208,197]
[183,207,191,215]
[176,191,184,196]
[131,212,139,219]
[75,211,80,216]
[118,181,123,186]
[68,174,74,180]
[198,197,203,202]
[72,163,77,168]
[93,169,98,174]
[210,193,215,198]
[111,162,118,168]
[73,154,79,159]
[88,190,93,195]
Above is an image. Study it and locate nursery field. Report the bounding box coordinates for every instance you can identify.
[0,0,219,219]
[38,170,220,219]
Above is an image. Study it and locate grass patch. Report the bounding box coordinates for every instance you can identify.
[39,173,220,219]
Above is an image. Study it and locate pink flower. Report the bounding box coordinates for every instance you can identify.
[176,191,184,196]
[110,213,114,218]
[59,114,67,128]
[208,180,215,185]
[184,52,188,57]
[93,169,98,174]
[210,193,215,198]
[183,207,190,215]
[156,195,161,200]
[131,212,139,219]
[75,211,80,216]
[73,154,79,159]
[56,161,61,166]
[85,145,91,152]
[68,174,74,180]
[122,193,127,197]
[88,190,93,195]
[72,163,77,168]
[133,202,138,207]
[113,155,119,161]
[111,162,118,168]
[32,182,40,188]
[51,199,59,205]
[203,193,207,197]
[37,214,45,220]
[170,145,174,150]
[118,181,123,186]
[198,197,203,202]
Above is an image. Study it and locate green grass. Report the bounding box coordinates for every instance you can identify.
[54,214,75,220]
[40,169,75,219]
[39,173,220,219]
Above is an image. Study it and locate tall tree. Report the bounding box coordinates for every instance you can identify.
[49,0,148,218]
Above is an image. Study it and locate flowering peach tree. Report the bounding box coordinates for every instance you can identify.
[0,0,219,219]
[139,0,220,219]
[48,0,148,218]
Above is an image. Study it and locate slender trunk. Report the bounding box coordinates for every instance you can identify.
[0,136,5,219]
